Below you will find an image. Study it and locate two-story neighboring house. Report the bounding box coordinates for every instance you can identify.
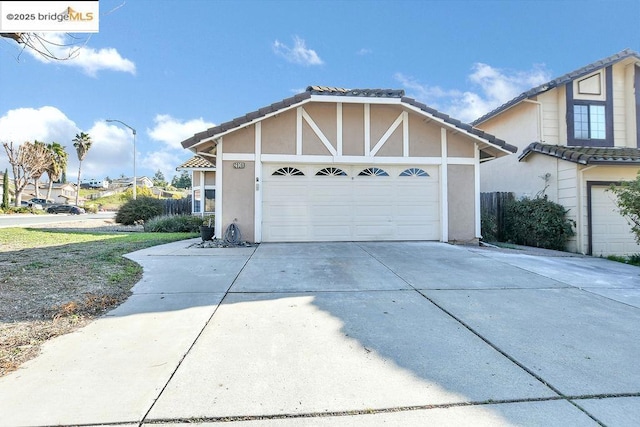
[475,49,640,257]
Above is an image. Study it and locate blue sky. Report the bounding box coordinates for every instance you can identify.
[1,0,639,183]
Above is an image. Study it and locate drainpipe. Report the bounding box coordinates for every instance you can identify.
[523,99,544,143]
[577,165,598,254]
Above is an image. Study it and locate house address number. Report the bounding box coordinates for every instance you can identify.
[233,162,245,169]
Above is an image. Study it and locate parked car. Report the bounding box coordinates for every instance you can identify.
[46,204,86,215]
[21,201,43,210]
[29,198,54,207]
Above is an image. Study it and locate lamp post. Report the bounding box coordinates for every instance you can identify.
[106,119,137,200]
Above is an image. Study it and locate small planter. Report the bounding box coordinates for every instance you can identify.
[200,226,215,241]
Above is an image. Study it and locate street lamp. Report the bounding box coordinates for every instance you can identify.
[106,119,137,200]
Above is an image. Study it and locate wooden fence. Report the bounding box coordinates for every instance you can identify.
[163,196,192,215]
[480,192,514,241]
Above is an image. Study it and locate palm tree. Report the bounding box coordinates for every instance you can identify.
[73,132,92,206]
[45,142,68,202]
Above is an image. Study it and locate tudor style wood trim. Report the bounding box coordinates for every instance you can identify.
[440,128,449,242]
[254,122,262,243]
[403,111,409,157]
[370,112,404,156]
[364,103,371,156]
[259,154,473,165]
[296,107,303,155]
[302,108,337,156]
[215,139,223,239]
[336,102,343,156]
[221,153,256,161]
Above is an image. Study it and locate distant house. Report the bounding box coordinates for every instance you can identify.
[176,155,216,215]
[475,49,640,256]
[24,182,79,205]
[110,176,153,189]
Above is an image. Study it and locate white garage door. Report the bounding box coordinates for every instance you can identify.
[262,164,440,242]
[591,186,640,256]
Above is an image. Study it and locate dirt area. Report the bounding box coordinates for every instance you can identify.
[0,219,144,377]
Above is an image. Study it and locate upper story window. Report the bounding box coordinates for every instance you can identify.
[566,66,612,147]
[574,104,605,140]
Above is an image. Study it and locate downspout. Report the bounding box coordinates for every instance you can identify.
[577,165,598,254]
[523,99,544,143]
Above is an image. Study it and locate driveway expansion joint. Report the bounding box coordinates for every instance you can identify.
[138,247,258,426]
[140,394,638,425]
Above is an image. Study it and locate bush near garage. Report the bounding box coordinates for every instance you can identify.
[503,196,575,251]
[143,214,205,232]
[115,196,164,225]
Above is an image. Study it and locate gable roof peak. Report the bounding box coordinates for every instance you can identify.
[472,48,640,126]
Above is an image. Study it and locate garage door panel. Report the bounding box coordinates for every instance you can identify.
[262,164,441,242]
[591,187,640,256]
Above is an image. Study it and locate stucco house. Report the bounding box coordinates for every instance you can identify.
[109,176,154,189]
[475,49,640,256]
[24,182,78,205]
[181,86,515,243]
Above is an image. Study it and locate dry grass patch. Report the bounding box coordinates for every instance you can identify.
[0,225,195,377]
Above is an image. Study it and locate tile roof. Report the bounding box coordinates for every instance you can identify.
[306,86,405,98]
[181,91,311,149]
[519,143,640,165]
[472,49,640,126]
[177,155,215,169]
[181,86,516,154]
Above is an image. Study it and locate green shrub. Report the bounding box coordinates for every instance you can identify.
[115,197,164,225]
[480,212,498,242]
[83,203,99,214]
[143,214,204,232]
[122,186,155,200]
[503,196,575,250]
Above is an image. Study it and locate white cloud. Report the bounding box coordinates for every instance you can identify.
[84,121,135,180]
[0,106,79,145]
[273,36,323,66]
[147,114,215,151]
[140,150,186,182]
[145,114,215,180]
[356,48,372,56]
[21,32,135,77]
[394,63,551,123]
[0,106,129,181]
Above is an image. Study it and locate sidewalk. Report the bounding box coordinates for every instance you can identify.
[0,240,638,426]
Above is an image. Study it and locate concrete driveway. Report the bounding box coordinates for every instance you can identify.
[1,241,640,426]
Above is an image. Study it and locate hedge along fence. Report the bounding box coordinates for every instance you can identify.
[480,192,514,242]
[481,192,576,250]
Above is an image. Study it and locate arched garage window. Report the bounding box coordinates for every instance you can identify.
[358,167,389,176]
[272,167,304,176]
[400,168,429,177]
[316,167,347,176]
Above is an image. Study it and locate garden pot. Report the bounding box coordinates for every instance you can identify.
[200,226,215,241]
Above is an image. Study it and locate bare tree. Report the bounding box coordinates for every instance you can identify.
[2,141,52,206]
[73,132,92,206]
[31,141,48,198]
